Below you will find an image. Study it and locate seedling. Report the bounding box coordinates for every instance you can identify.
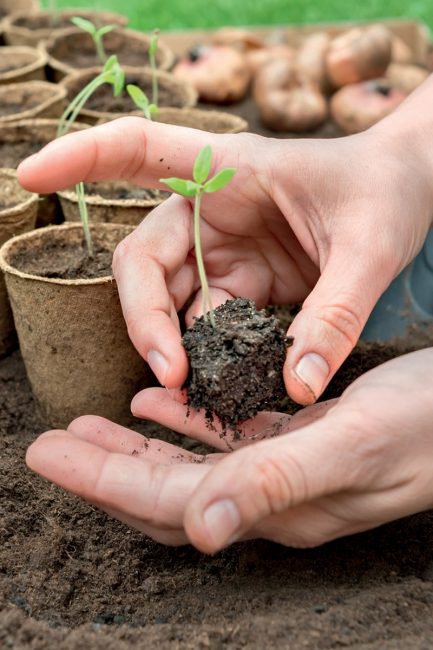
[57,54,124,138]
[161,146,236,325]
[127,84,158,120]
[57,55,126,257]
[71,16,116,65]
[149,28,160,107]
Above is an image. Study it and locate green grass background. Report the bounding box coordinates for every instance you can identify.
[43,0,433,32]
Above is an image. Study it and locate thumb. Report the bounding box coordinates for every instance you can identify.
[284,250,395,405]
[183,413,355,553]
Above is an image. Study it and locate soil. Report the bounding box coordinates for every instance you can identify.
[1,321,433,649]
[182,298,292,432]
[0,141,46,168]
[85,183,169,202]
[85,76,186,112]
[10,240,113,280]
[14,14,109,30]
[51,42,152,72]
[0,101,39,117]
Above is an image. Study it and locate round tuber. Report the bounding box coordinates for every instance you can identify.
[254,58,328,132]
[330,79,407,134]
[326,25,392,88]
[386,63,429,94]
[173,45,251,103]
[296,32,331,92]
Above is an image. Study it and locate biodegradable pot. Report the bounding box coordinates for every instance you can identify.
[0,0,39,19]
[0,80,66,124]
[0,118,89,227]
[97,108,249,134]
[0,169,38,358]
[60,66,198,125]
[58,181,168,226]
[2,9,127,47]
[0,46,47,84]
[44,27,175,82]
[0,223,150,427]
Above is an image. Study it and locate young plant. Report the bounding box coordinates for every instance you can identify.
[161,146,236,326]
[57,55,124,138]
[57,55,125,257]
[126,84,158,120]
[148,28,160,107]
[48,0,60,28]
[71,16,116,65]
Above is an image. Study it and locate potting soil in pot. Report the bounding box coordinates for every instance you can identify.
[85,76,187,112]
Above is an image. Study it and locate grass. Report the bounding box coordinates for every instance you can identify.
[43,0,433,32]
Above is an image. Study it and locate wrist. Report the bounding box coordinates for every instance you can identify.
[367,75,433,226]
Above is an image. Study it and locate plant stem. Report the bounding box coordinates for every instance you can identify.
[57,77,104,138]
[95,36,107,65]
[194,191,215,327]
[76,181,93,257]
[150,51,158,107]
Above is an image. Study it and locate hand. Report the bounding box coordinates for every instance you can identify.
[18,100,433,404]
[26,349,433,552]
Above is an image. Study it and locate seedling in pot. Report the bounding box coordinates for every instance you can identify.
[71,16,116,65]
[57,54,125,138]
[127,84,158,120]
[160,145,236,326]
[57,55,126,256]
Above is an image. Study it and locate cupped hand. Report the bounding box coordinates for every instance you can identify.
[18,113,433,403]
[26,349,433,552]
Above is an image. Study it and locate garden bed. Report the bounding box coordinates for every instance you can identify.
[1,16,433,650]
[2,323,433,649]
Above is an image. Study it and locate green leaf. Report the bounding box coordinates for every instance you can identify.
[127,84,149,111]
[160,178,199,197]
[71,16,95,35]
[149,28,160,57]
[204,168,236,193]
[193,145,212,185]
[97,24,116,37]
[103,54,118,71]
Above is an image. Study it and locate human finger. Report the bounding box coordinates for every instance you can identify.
[26,431,211,530]
[112,194,194,387]
[66,415,219,464]
[131,387,337,451]
[17,117,240,194]
[183,411,360,553]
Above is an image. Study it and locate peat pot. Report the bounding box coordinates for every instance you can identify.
[60,66,197,124]
[0,223,150,427]
[58,180,168,226]
[44,27,175,82]
[0,118,89,227]
[0,168,38,357]
[0,80,66,124]
[0,46,47,84]
[2,9,127,47]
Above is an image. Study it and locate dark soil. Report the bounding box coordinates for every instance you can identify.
[85,183,169,202]
[0,101,38,117]
[182,298,292,432]
[1,319,433,648]
[14,14,110,30]
[0,141,46,168]
[84,75,185,112]
[11,240,113,280]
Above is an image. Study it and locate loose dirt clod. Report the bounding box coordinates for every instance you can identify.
[182,298,292,432]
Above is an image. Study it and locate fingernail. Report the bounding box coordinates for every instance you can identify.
[203,499,241,549]
[147,350,168,385]
[294,353,329,399]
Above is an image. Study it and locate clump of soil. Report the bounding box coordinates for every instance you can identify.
[182,298,292,431]
[11,240,113,280]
